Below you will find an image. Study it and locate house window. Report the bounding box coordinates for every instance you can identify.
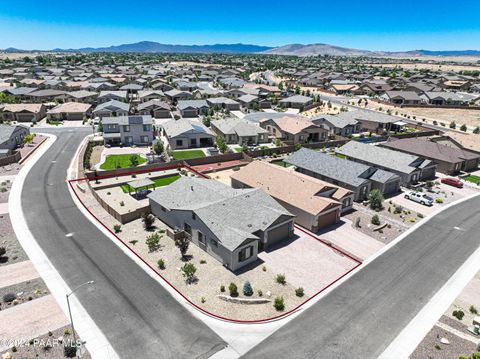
[123,125,130,132]
[190,138,197,146]
[192,213,196,220]
[210,238,218,247]
[198,231,206,244]
[238,246,254,262]
[143,124,151,132]
[160,205,166,212]
[184,222,192,235]
[124,136,133,144]
[141,136,149,143]
[176,139,183,147]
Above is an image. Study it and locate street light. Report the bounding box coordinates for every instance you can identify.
[66,281,94,345]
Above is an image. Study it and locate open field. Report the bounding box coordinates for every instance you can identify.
[365,61,480,71]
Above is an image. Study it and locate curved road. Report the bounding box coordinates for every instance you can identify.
[22,128,225,359]
[243,195,480,358]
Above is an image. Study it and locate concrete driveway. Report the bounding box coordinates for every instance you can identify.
[257,228,357,296]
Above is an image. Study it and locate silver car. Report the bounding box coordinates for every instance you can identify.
[404,191,434,206]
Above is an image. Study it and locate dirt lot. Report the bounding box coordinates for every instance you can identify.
[365,61,480,72]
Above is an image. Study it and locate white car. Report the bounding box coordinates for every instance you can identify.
[404,191,434,206]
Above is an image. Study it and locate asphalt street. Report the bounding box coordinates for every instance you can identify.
[23,128,225,359]
[242,195,480,358]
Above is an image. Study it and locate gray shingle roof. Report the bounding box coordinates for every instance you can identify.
[93,100,130,113]
[102,115,152,125]
[161,118,213,138]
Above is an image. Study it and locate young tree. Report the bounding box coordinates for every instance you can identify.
[243,281,253,296]
[145,233,160,252]
[142,213,156,231]
[175,237,190,259]
[153,141,164,156]
[215,136,228,153]
[23,134,35,145]
[130,155,139,167]
[368,189,384,211]
[460,124,468,132]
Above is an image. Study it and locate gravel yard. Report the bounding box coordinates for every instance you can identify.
[75,178,358,320]
[0,214,28,267]
[0,179,12,203]
[0,277,49,310]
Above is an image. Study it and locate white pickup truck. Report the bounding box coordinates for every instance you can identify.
[404,191,434,206]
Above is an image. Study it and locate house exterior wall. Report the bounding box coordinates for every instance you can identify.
[103,123,153,146]
[0,126,30,151]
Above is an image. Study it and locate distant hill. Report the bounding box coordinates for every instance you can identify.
[3,41,480,57]
[49,41,273,54]
[261,43,480,57]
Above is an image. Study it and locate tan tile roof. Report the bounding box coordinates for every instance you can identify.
[261,115,321,135]
[2,103,44,113]
[47,102,91,114]
[444,131,480,153]
[230,161,352,215]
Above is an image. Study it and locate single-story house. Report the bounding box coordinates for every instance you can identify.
[206,97,241,111]
[380,91,423,105]
[237,94,259,109]
[0,124,30,151]
[28,89,67,102]
[137,90,166,103]
[278,95,313,109]
[102,115,153,146]
[335,110,400,133]
[260,115,328,144]
[47,102,91,121]
[160,118,215,149]
[210,117,269,146]
[148,177,295,271]
[93,100,130,119]
[64,90,98,103]
[431,131,480,155]
[164,89,193,102]
[286,148,401,201]
[420,92,471,106]
[97,91,128,104]
[336,141,437,185]
[137,100,171,118]
[177,100,209,117]
[312,114,361,137]
[0,104,46,122]
[380,137,480,174]
[231,161,354,231]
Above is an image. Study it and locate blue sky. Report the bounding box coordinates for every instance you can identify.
[1,0,480,51]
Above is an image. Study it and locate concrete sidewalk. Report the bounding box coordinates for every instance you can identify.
[0,260,39,289]
[0,295,69,351]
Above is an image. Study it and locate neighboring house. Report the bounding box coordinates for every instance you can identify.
[420,92,472,106]
[160,118,215,149]
[164,89,193,102]
[0,123,30,151]
[231,161,354,231]
[46,102,92,121]
[206,97,241,111]
[137,100,171,118]
[210,117,269,145]
[0,104,46,122]
[64,90,98,103]
[380,137,480,174]
[28,89,67,102]
[137,90,166,103]
[312,114,361,137]
[431,131,480,155]
[92,100,130,119]
[102,115,153,146]
[336,110,400,133]
[260,115,328,144]
[148,177,295,271]
[328,84,359,95]
[97,91,128,104]
[237,94,259,109]
[336,141,437,185]
[177,100,209,117]
[278,95,313,109]
[380,91,423,105]
[286,148,401,201]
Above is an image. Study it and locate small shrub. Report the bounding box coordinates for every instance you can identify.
[243,281,254,296]
[157,259,165,269]
[435,344,441,350]
[0,246,6,257]
[371,214,380,225]
[394,205,403,214]
[257,289,263,297]
[64,329,71,336]
[220,285,225,292]
[129,240,138,246]
[113,224,121,233]
[64,345,77,358]
[119,201,124,207]
[146,233,161,252]
[273,296,285,311]
[355,217,361,228]
[435,198,444,204]
[107,192,111,195]
[262,265,267,272]
[453,310,465,320]
[181,263,197,284]
[470,305,478,315]
[0,187,6,193]
[48,331,53,337]
[228,282,238,297]
[201,297,206,303]
[12,346,17,353]
[200,259,207,264]
[3,293,16,302]
[295,287,304,297]
[276,273,286,285]
[175,237,190,259]
[369,189,384,210]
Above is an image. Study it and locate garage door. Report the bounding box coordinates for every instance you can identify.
[16,113,34,122]
[265,223,291,249]
[383,180,399,196]
[67,113,84,121]
[317,210,338,229]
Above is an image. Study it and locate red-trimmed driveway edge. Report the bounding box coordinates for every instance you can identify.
[68,165,363,324]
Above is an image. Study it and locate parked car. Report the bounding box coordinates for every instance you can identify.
[441,177,463,188]
[404,191,434,206]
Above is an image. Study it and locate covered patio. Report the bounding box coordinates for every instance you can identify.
[126,178,156,198]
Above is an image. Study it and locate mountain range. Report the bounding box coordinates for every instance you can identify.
[3,41,480,57]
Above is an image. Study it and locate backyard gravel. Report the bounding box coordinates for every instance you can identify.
[0,214,28,267]
[0,277,49,310]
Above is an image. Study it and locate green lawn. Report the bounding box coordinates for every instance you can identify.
[234,147,242,153]
[462,175,480,185]
[171,150,206,160]
[120,175,181,193]
[100,154,147,170]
